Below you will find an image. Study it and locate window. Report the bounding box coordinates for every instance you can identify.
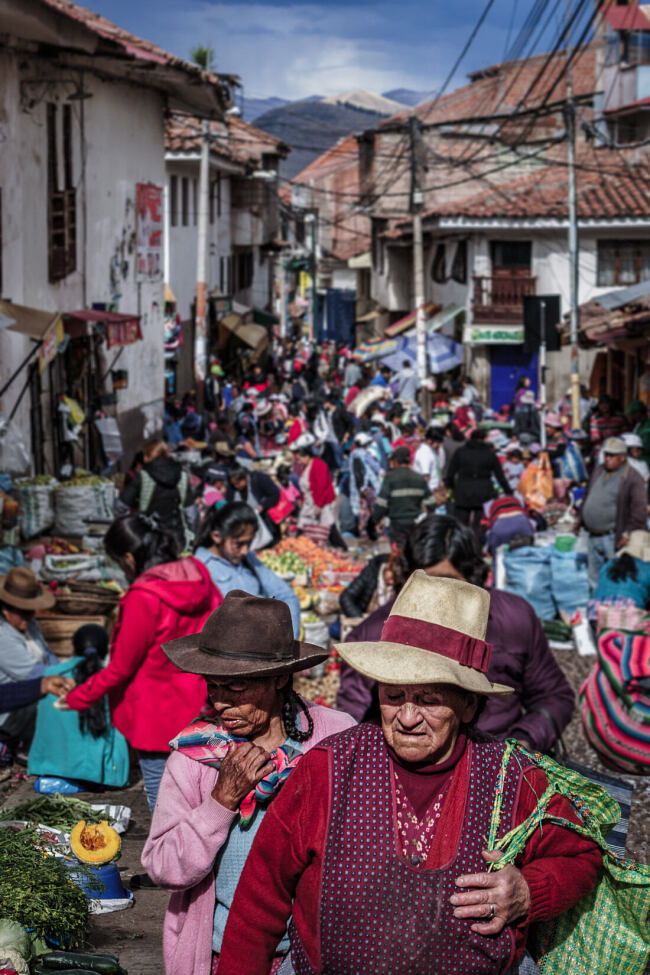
[371,218,387,274]
[170,175,178,227]
[47,102,76,282]
[209,181,214,225]
[192,178,198,226]
[451,240,467,284]
[490,240,531,268]
[598,239,650,286]
[622,30,650,66]
[181,177,189,226]
[216,173,222,218]
[235,249,254,291]
[219,256,225,293]
[431,243,447,283]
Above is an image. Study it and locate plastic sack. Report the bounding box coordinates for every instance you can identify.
[0,415,30,474]
[15,478,58,538]
[551,548,590,616]
[518,452,554,512]
[33,775,84,794]
[558,440,587,482]
[503,545,556,620]
[54,481,115,536]
[0,545,24,575]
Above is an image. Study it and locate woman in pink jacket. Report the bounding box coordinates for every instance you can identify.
[142,590,355,975]
[64,515,223,811]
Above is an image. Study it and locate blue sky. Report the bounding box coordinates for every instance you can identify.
[94,0,584,101]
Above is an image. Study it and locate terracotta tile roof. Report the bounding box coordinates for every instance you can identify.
[41,0,238,86]
[604,3,650,31]
[381,45,597,129]
[386,148,650,229]
[165,113,289,167]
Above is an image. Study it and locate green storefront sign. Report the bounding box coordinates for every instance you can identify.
[464,325,524,344]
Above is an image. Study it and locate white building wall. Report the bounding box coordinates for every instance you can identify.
[0,53,167,463]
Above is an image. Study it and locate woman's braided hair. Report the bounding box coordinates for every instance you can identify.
[281,683,314,743]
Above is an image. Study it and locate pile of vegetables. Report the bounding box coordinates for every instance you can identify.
[0,826,90,952]
[55,476,111,489]
[32,951,126,974]
[271,537,363,584]
[16,476,57,487]
[0,797,115,835]
[257,551,308,576]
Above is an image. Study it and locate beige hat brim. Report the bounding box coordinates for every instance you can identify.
[336,640,514,698]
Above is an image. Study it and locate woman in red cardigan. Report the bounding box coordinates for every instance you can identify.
[216,573,602,975]
[290,433,337,546]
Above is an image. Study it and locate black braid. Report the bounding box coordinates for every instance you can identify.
[281,685,314,743]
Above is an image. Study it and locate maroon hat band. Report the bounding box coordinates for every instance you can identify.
[380,614,492,673]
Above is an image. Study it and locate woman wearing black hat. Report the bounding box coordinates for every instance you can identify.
[142,592,355,975]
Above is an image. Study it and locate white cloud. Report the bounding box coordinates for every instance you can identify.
[163,1,445,99]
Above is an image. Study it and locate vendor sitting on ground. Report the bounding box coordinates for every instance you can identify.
[27,624,129,788]
[592,530,650,610]
[194,502,301,637]
[216,573,602,975]
[0,567,58,763]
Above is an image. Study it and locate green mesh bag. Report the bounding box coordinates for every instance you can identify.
[488,741,650,975]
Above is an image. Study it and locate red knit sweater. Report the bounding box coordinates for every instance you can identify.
[216,741,602,974]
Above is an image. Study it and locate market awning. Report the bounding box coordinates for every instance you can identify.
[253,308,279,328]
[0,301,58,340]
[384,302,439,338]
[220,313,268,352]
[427,303,465,333]
[356,307,385,323]
[63,310,143,349]
[348,252,371,269]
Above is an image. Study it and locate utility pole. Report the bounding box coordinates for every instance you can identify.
[194,117,210,389]
[566,0,581,430]
[409,113,430,420]
[539,299,548,450]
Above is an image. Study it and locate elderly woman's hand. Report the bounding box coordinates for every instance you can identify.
[450,850,530,935]
[212,743,276,811]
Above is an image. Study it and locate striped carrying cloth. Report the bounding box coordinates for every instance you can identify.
[489,741,650,975]
[580,627,650,775]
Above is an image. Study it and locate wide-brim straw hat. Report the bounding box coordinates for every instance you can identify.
[163,590,329,678]
[336,571,513,698]
[617,529,650,563]
[0,566,55,611]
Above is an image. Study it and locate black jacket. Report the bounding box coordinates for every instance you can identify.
[332,405,355,442]
[339,554,388,618]
[445,440,512,509]
[120,457,191,542]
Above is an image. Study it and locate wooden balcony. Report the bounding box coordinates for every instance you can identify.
[472,274,536,323]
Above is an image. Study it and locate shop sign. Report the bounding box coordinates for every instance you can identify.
[463,325,524,345]
[38,316,64,373]
[136,183,163,282]
[106,318,143,349]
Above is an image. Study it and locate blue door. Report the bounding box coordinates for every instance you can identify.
[489,346,539,412]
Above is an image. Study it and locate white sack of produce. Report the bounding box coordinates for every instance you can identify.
[15,475,58,538]
[54,476,115,536]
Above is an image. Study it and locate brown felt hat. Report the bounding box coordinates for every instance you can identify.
[0,566,55,612]
[162,589,329,678]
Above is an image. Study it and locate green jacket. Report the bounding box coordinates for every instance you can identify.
[371,466,435,525]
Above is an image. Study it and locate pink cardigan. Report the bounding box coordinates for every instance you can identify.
[141,700,355,975]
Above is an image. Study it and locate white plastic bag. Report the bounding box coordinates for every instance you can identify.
[0,415,30,474]
[15,478,58,538]
[54,481,115,536]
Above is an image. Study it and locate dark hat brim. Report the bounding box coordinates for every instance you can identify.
[162,633,329,678]
[0,577,56,611]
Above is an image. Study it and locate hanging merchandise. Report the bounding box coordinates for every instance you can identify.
[94,417,123,465]
[0,414,30,474]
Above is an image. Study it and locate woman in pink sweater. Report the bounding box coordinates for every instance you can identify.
[141,590,354,975]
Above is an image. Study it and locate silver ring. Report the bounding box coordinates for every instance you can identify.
[487,903,495,920]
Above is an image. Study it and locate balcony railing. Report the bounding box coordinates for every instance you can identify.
[472,274,536,323]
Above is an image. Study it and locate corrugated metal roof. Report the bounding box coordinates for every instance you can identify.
[594,280,650,311]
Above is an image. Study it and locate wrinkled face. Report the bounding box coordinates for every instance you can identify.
[379,682,478,763]
[1,605,34,633]
[206,675,288,738]
[211,524,256,566]
[604,452,626,472]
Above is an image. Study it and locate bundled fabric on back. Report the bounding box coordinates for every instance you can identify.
[503,546,555,620]
[580,627,650,774]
